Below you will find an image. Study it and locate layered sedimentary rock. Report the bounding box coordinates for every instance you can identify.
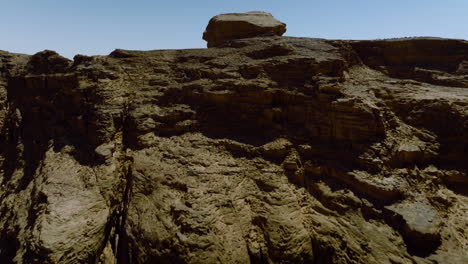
[203,12,286,47]
[0,30,467,263]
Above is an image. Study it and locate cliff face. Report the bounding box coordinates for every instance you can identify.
[0,36,467,264]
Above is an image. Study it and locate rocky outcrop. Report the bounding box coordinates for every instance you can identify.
[203,12,286,47]
[0,21,467,264]
[351,38,468,88]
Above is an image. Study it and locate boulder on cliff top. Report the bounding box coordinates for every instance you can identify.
[203,11,286,48]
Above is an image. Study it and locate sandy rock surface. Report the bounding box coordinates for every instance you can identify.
[0,29,467,264]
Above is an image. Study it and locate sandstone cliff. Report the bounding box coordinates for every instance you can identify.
[0,33,467,263]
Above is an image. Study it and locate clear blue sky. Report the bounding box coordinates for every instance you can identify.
[1,0,467,58]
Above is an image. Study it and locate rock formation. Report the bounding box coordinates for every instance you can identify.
[0,13,467,264]
[203,12,286,47]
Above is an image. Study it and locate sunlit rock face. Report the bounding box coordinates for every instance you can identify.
[0,13,467,264]
[203,11,287,47]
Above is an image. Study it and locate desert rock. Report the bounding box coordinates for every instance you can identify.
[0,21,467,264]
[203,11,286,47]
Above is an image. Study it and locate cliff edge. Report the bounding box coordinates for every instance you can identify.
[0,12,467,264]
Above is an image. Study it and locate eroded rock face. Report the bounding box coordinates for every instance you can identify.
[203,12,286,47]
[0,34,467,264]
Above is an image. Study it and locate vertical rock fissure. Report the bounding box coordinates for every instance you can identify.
[114,156,133,263]
[96,155,134,264]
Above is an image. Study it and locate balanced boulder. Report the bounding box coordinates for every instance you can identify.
[203,11,286,47]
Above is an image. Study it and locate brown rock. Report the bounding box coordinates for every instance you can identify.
[259,138,293,159]
[0,30,467,264]
[203,11,286,47]
[27,49,71,74]
[386,200,442,256]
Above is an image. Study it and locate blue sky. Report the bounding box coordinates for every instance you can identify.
[1,0,467,58]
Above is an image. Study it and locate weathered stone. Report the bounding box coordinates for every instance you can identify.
[203,11,286,47]
[386,200,442,255]
[259,138,293,159]
[27,49,71,74]
[0,32,467,264]
[95,142,115,159]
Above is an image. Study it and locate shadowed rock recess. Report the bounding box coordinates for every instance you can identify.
[1,12,468,264]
